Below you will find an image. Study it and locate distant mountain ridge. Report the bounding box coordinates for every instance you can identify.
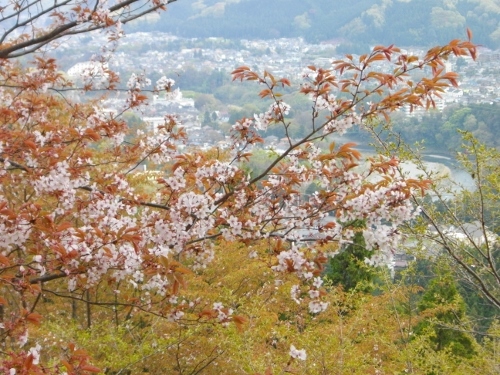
[130,0,500,49]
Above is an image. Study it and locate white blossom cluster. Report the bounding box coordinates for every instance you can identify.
[289,344,307,361]
[79,106,110,133]
[213,302,233,327]
[220,215,243,240]
[253,112,273,131]
[323,113,361,136]
[141,274,170,296]
[0,196,32,252]
[138,115,181,165]
[7,88,50,126]
[232,117,253,132]
[77,60,110,89]
[32,130,54,149]
[124,72,153,111]
[156,76,175,91]
[272,244,309,276]
[33,161,88,214]
[339,181,419,256]
[232,101,292,135]
[167,309,185,322]
[315,93,339,112]
[253,101,291,131]
[195,160,238,185]
[177,191,214,219]
[127,72,151,91]
[28,344,41,365]
[164,166,186,190]
[289,277,329,314]
[140,190,218,270]
[0,88,13,112]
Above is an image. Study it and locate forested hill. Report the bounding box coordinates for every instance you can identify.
[131,0,500,48]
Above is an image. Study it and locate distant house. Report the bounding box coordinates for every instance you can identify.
[153,89,195,109]
[263,135,279,147]
[443,88,464,103]
[444,221,497,247]
[392,221,498,275]
[392,253,416,272]
[402,96,446,118]
[477,50,500,64]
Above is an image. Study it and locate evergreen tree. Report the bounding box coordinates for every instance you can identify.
[325,225,375,293]
[415,270,477,358]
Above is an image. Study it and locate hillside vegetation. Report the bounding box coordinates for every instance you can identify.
[139,0,500,48]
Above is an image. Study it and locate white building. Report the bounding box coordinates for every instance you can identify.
[403,96,446,118]
[153,88,194,108]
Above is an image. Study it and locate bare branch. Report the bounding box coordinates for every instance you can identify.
[0,0,178,59]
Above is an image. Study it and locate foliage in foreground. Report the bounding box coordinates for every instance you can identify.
[24,241,499,374]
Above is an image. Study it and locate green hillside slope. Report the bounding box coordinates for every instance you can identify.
[130,0,500,48]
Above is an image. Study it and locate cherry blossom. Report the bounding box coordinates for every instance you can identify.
[289,345,307,361]
[0,33,478,371]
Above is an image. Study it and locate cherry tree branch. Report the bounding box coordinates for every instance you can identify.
[0,0,179,59]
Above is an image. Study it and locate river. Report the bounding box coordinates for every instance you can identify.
[330,135,475,194]
[423,153,475,192]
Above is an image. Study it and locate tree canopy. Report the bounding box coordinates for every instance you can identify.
[0,2,490,374]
